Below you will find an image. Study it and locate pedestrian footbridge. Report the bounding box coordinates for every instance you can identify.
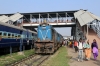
[22,21,76,28]
[0,9,100,48]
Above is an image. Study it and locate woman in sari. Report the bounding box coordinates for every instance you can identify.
[91,39,98,60]
[83,40,91,60]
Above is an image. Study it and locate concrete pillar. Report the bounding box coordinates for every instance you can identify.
[39,14,40,24]
[56,13,58,24]
[30,14,32,22]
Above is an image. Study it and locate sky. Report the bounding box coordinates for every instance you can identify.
[0,0,100,36]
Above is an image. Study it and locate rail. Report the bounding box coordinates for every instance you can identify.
[6,54,50,66]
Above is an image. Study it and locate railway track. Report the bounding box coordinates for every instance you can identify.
[6,54,50,66]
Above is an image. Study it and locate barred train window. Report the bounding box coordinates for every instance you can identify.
[32,33,34,36]
[18,35,21,38]
[15,35,17,38]
[0,32,2,36]
[4,33,7,36]
[12,34,14,38]
[8,33,11,38]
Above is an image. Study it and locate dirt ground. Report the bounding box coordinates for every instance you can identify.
[68,47,100,66]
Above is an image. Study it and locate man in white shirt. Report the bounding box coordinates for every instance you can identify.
[77,38,84,62]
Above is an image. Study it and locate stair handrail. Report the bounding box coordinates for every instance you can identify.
[91,25,100,38]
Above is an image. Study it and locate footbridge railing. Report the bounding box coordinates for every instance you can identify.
[91,24,100,38]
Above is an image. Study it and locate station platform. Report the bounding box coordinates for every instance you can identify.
[68,47,100,66]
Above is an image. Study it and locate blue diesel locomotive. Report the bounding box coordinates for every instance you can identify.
[35,23,64,53]
[0,22,37,54]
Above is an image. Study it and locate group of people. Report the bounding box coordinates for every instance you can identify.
[74,38,98,62]
[63,39,73,47]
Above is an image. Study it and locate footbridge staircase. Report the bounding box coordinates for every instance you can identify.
[74,10,100,49]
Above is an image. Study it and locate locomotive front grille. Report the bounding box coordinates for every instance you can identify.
[35,42,54,53]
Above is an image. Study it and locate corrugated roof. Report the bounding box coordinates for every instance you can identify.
[74,10,100,26]
[0,15,9,23]
[0,13,23,23]
[9,13,23,22]
[79,11,94,26]
[89,12,100,21]
[74,10,86,18]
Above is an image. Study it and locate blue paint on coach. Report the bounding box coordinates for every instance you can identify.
[0,39,20,47]
[0,25,20,34]
[0,23,37,48]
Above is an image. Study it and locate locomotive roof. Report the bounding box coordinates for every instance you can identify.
[40,22,49,25]
[0,22,37,34]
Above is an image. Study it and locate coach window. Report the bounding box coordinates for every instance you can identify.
[18,35,21,38]
[12,34,14,38]
[8,33,11,38]
[4,33,7,38]
[32,33,34,38]
[32,33,34,36]
[0,32,2,36]
[22,35,25,38]
[26,35,27,38]
[15,35,18,38]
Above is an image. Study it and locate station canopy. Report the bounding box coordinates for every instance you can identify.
[0,13,23,23]
[0,15,9,23]
[9,13,23,22]
[74,10,100,26]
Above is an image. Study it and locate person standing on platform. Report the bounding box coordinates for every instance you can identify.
[66,39,68,47]
[74,40,78,53]
[91,39,98,60]
[63,40,65,46]
[83,40,91,60]
[82,40,86,52]
[77,38,84,62]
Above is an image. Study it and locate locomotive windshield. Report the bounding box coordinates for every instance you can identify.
[41,24,46,29]
[40,23,49,30]
[42,24,46,26]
